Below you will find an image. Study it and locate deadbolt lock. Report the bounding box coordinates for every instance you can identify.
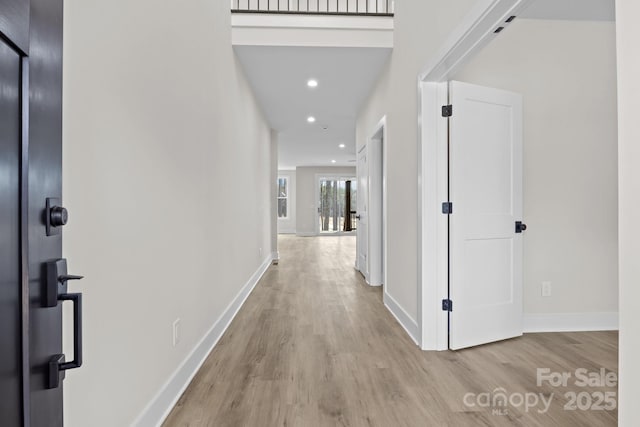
[46,197,69,236]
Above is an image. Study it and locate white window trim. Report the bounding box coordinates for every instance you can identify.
[277,176,289,219]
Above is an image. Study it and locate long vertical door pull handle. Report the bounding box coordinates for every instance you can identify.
[59,292,83,370]
[48,292,83,389]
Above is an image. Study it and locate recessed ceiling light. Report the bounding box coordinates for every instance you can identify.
[307,79,318,88]
[339,144,346,149]
[331,160,337,163]
[307,116,316,123]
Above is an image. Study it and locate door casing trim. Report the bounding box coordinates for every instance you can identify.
[20,52,31,427]
[367,116,386,288]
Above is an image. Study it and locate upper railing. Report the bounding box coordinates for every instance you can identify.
[231,0,394,16]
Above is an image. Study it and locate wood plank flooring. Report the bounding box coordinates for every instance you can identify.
[163,235,618,426]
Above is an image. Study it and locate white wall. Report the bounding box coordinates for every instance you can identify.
[231,13,394,49]
[62,1,274,426]
[356,0,478,324]
[295,166,356,235]
[277,170,297,234]
[616,0,640,424]
[453,19,618,317]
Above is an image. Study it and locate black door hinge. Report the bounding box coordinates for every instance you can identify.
[442,299,453,312]
[515,221,528,233]
[442,202,453,214]
[442,105,453,117]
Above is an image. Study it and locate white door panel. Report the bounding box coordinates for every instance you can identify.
[449,80,523,350]
[357,146,369,279]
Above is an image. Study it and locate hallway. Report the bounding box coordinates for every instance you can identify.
[164,236,617,426]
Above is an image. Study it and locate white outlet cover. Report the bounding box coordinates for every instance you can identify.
[542,282,552,297]
[172,319,181,347]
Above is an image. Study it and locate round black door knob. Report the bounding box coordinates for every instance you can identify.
[50,206,68,227]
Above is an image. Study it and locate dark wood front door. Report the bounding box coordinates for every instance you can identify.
[1,0,68,425]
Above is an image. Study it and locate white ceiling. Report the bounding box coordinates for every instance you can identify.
[520,0,615,21]
[234,46,391,169]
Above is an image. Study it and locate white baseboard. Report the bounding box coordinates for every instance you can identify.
[296,232,317,237]
[524,312,619,333]
[383,291,420,346]
[131,256,274,427]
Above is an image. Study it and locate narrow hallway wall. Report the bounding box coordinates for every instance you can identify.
[62,1,274,425]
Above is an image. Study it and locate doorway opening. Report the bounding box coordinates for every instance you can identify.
[317,175,357,235]
[356,117,387,288]
[419,0,619,350]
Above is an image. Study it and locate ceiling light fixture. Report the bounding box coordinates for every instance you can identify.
[339,144,346,149]
[331,160,337,163]
[307,79,318,88]
[307,116,316,123]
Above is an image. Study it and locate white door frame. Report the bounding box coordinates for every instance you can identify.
[368,116,387,288]
[417,0,534,350]
[314,173,357,236]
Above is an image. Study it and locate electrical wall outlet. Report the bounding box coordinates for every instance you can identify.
[172,318,181,347]
[259,247,263,257]
[542,281,552,297]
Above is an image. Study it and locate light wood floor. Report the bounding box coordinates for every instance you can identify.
[164,235,618,427]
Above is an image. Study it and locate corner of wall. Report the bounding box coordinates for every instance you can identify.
[383,291,420,346]
[131,256,274,427]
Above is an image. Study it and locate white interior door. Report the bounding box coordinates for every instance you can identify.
[357,146,369,279]
[448,80,524,350]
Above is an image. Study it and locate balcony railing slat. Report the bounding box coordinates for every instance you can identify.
[231,0,393,16]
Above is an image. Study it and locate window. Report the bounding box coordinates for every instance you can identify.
[277,177,288,219]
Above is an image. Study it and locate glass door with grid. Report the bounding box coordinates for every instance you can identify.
[318,177,357,234]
